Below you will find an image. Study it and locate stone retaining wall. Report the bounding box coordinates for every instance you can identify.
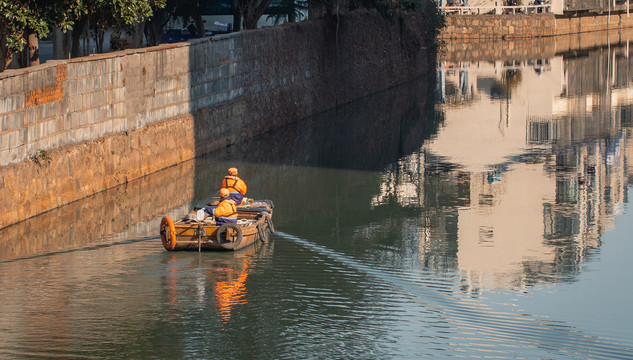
[0,10,435,229]
[440,29,633,61]
[440,14,555,39]
[440,13,633,40]
[556,12,633,35]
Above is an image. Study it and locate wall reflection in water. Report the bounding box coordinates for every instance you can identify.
[0,161,195,262]
[370,39,633,292]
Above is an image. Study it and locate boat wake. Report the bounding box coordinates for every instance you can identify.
[276,231,633,359]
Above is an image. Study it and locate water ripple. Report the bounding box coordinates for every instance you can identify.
[277,231,633,359]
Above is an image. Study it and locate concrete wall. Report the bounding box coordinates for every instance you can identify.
[0,10,435,229]
[439,13,633,40]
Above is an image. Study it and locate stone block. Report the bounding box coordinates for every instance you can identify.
[0,82,10,101]
[10,144,26,163]
[91,92,99,107]
[26,72,38,92]
[69,128,78,142]
[47,118,57,136]
[0,98,8,115]
[81,94,90,110]
[0,133,8,151]
[89,108,98,125]
[117,103,125,119]
[51,133,60,148]
[0,149,9,166]
[1,115,8,132]
[25,124,36,143]
[11,76,24,94]
[8,129,19,148]
[68,111,79,129]
[11,112,23,130]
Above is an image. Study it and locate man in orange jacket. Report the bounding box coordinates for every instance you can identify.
[209,188,238,225]
[221,167,247,205]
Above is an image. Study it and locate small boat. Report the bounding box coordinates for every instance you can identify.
[160,199,274,251]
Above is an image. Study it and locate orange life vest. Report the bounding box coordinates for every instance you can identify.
[214,199,237,219]
[222,175,247,195]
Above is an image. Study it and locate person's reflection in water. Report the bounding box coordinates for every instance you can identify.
[213,259,250,323]
[166,253,180,306]
[164,247,259,324]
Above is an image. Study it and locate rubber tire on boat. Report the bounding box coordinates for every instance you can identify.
[263,212,275,234]
[217,223,243,249]
[160,216,177,251]
[257,223,266,242]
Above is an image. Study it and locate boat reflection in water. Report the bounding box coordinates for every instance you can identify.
[164,233,270,324]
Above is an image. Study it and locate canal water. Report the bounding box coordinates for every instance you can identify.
[2,33,633,359]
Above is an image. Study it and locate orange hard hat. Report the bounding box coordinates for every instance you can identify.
[228,167,238,175]
[220,188,230,197]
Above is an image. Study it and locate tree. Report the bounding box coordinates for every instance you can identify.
[172,0,206,38]
[1,0,165,71]
[0,1,47,71]
[26,0,82,66]
[232,0,275,30]
[145,0,214,47]
[144,0,179,46]
[348,0,424,18]
[70,0,166,57]
[1,0,85,71]
[267,0,309,24]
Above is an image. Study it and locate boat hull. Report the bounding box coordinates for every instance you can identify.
[160,200,273,251]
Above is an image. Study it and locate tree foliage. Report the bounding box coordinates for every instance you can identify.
[1,1,47,53]
[1,0,82,51]
[89,0,165,34]
[266,0,308,25]
[70,0,165,56]
[144,0,210,47]
[1,0,164,70]
[232,0,275,29]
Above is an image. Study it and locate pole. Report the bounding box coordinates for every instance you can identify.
[198,222,202,252]
[195,208,205,252]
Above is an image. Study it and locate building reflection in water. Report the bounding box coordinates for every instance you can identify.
[373,42,633,292]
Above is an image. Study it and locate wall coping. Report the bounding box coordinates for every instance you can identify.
[0,33,243,81]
